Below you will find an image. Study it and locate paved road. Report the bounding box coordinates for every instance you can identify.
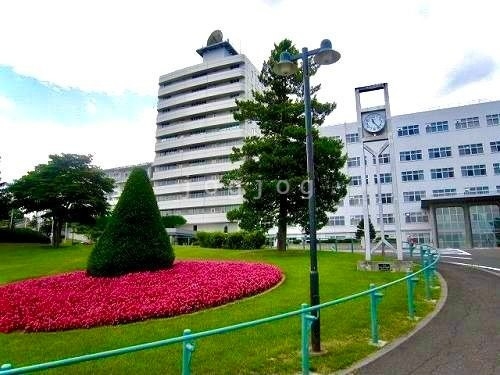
[355,263,500,375]
[440,248,500,275]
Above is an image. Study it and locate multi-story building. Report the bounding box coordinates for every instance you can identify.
[152,32,261,232]
[104,163,152,207]
[316,100,500,249]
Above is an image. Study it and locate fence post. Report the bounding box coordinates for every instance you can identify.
[419,245,426,266]
[350,238,354,253]
[423,256,432,301]
[300,303,317,375]
[369,283,384,345]
[406,272,419,320]
[181,329,195,375]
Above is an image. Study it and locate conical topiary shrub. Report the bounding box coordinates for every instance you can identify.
[87,168,175,276]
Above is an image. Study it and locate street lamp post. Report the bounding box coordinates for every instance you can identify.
[274,39,341,352]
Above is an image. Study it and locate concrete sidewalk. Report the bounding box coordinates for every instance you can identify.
[352,263,500,375]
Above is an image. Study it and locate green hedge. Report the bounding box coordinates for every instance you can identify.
[0,228,50,244]
[196,231,266,250]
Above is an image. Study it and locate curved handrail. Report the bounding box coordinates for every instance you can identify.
[1,245,440,375]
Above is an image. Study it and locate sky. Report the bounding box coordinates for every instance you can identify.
[1,0,499,182]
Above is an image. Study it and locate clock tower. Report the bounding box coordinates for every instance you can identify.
[355,83,403,261]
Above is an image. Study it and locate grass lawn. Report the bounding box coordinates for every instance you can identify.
[0,243,439,374]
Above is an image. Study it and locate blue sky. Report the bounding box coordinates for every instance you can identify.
[0,65,155,125]
[0,0,499,182]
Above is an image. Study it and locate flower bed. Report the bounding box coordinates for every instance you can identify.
[0,261,282,333]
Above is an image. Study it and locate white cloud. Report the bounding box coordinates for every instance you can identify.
[0,95,15,112]
[0,108,156,182]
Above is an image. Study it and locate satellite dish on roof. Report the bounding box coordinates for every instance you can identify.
[207,30,223,46]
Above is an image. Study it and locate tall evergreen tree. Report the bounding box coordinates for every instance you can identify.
[222,39,349,250]
[87,168,175,276]
[355,217,376,241]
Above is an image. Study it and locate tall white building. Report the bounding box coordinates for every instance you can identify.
[104,163,152,207]
[152,32,261,232]
[317,100,500,249]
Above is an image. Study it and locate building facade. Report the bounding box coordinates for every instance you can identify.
[104,163,152,207]
[152,34,261,232]
[317,101,500,249]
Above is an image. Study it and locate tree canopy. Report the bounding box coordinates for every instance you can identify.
[8,154,114,247]
[0,161,10,222]
[355,217,376,241]
[161,215,187,228]
[87,168,175,277]
[222,39,349,250]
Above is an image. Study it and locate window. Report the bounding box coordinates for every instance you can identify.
[412,233,431,244]
[461,165,487,177]
[490,141,500,152]
[373,153,390,164]
[329,216,345,226]
[401,170,424,182]
[350,215,363,226]
[376,193,393,204]
[428,147,452,159]
[494,163,500,175]
[374,173,392,184]
[464,186,489,195]
[346,133,360,143]
[405,212,429,223]
[349,195,364,206]
[458,143,483,156]
[329,135,341,141]
[397,125,419,137]
[347,157,361,168]
[497,186,500,193]
[432,188,457,197]
[400,150,422,161]
[403,191,426,202]
[430,167,454,179]
[486,113,500,126]
[349,176,362,186]
[455,117,479,129]
[425,121,448,133]
[377,214,395,224]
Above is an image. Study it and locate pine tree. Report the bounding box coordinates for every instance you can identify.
[355,217,376,241]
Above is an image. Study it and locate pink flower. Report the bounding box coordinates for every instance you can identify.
[0,261,282,332]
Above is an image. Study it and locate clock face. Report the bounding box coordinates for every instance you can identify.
[362,111,386,133]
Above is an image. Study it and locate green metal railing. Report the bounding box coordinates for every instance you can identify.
[1,245,440,375]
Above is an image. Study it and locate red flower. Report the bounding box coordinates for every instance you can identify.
[0,261,282,332]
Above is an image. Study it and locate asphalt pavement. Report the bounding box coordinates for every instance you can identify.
[352,262,500,375]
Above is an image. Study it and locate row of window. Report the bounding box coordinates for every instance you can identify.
[159,79,241,102]
[157,123,242,142]
[159,63,242,88]
[347,154,391,167]
[399,141,500,161]
[158,110,233,128]
[154,157,231,172]
[328,213,398,226]
[157,188,240,201]
[159,93,241,114]
[342,114,500,143]
[156,138,242,158]
[154,173,224,187]
[162,204,240,216]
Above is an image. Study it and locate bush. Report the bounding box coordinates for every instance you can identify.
[87,168,175,277]
[196,230,266,250]
[0,228,50,244]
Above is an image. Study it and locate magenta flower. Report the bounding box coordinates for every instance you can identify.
[0,261,282,332]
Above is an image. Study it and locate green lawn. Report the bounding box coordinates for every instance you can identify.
[0,243,439,374]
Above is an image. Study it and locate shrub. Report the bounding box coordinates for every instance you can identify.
[196,230,266,250]
[87,168,175,277]
[0,228,50,244]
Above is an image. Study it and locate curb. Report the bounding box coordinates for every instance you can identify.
[333,271,448,375]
